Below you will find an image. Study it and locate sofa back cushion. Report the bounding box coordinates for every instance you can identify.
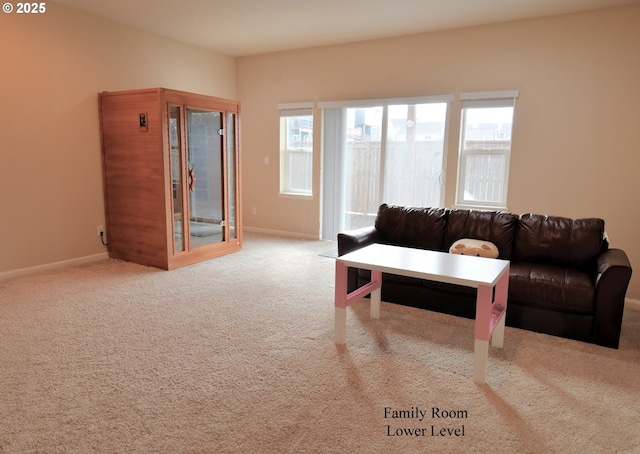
[443,209,519,259]
[513,214,606,270]
[375,203,447,251]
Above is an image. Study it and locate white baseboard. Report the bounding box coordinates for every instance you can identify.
[0,253,109,281]
[243,226,321,241]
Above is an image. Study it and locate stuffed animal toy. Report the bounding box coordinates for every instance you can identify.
[449,238,499,258]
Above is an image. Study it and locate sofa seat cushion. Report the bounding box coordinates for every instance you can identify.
[383,272,424,287]
[509,262,595,314]
[357,268,476,297]
[421,279,477,298]
[358,268,426,288]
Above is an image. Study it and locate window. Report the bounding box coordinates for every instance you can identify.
[279,103,314,196]
[320,95,452,239]
[456,91,518,209]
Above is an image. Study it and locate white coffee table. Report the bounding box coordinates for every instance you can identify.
[335,243,510,384]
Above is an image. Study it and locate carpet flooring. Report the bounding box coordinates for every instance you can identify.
[1,233,639,453]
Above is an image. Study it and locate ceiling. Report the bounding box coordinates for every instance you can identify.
[52,0,640,57]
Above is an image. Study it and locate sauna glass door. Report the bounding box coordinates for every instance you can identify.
[227,113,238,240]
[169,106,185,254]
[186,108,224,249]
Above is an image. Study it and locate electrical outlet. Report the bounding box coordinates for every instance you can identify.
[97,225,104,236]
[252,207,257,215]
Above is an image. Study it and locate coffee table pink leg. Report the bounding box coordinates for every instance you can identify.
[335,261,382,344]
[335,261,349,344]
[490,270,509,348]
[473,267,509,384]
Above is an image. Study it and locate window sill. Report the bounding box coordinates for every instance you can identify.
[454,203,508,211]
[279,192,314,200]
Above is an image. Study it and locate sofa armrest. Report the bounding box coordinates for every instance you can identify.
[337,226,383,294]
[337,226,382,256]
[593,248,633,348]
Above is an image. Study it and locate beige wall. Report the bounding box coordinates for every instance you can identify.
[1,3,638,299]
[0,3,236,273]
[237,5,640,299]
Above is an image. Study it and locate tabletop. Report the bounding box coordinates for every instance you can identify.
[337,243,509,288]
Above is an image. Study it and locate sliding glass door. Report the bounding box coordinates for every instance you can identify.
[322,97,449,240]
[383,103,448,207]
[343,106,383,230]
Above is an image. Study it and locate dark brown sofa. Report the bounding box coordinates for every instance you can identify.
[337,203,633,348]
